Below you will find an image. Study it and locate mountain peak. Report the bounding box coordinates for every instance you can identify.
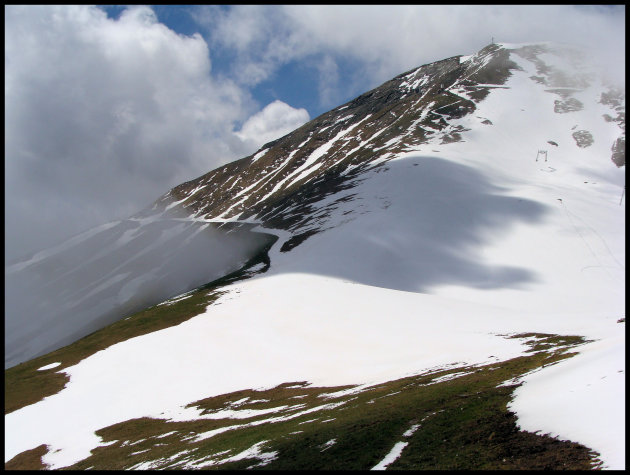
[149,41,623,241]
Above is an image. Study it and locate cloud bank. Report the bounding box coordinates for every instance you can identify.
[195,5,625,105]
[235,100,310,148]
[5,5,307,260]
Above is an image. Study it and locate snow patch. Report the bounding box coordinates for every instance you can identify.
[37,362,62,371]
[371,441,408,470]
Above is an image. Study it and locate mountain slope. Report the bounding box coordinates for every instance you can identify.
[5,217,276,369]
[5,42,625,470]
[152,43,623,243]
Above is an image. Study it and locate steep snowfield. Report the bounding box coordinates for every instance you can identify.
[5,45,625,469]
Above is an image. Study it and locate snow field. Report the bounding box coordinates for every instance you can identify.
[6,272,540,468]
[4,44,624,469]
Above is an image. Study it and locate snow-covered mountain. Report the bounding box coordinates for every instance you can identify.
[5,42,625,470]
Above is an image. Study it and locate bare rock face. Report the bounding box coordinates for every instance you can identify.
[572,130,594,148]
[600,88,625,167]
[611,136,625,167]
[554,97,584,113]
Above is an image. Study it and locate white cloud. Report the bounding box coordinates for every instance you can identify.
[193,5,313,87]
[5,5,264,259]
[236,100,309,148]
[194,5,625,105]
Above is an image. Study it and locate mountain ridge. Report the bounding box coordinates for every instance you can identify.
[5,41,625,470]
[147,42,623,249]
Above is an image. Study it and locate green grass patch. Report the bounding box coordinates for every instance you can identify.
[4,285,224,415]
[4,444,49,470]
[14,332,603,471]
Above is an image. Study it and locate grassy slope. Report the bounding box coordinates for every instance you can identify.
[3,232,603,470]
[6,330,602,470]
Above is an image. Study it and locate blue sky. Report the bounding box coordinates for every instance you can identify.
[5,5,625,260]
[163,5,383,118]
[101,4,363,119]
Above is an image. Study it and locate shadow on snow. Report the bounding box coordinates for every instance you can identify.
[272,155,549,293]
